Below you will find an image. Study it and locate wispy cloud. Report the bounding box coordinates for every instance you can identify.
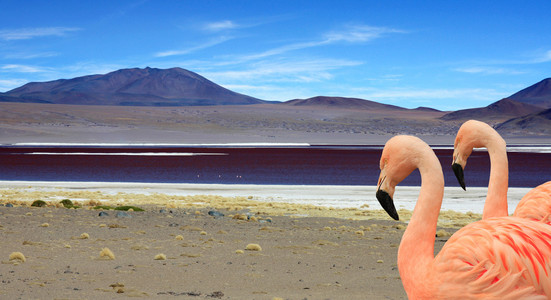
[202,58,362,83]
[231,24,404,63]
[1,64,46,73]
[220,83,314,101]
[453,48,551,74]
[0,79,28,92]
[354,87,505,104]
[4,51,59,59]
[203,20,238,32]
[324,24,406,43]
[453,66,526,75]
[0,27,81,41]
[155,36,233,57]
[533,49,551,63]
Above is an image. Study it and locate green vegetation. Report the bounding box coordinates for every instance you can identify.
[31,200,47,207]
[60,199,80,209]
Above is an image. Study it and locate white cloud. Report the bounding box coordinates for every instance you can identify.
[0,27,81,41]
[324,25,405,43]
[155,36,233,57]
[227,24,404,63]
[1,64,45,73]
[454,49,551,73]
[533,49,551,63]
[354,87,504,102]
[4,51,59,59]
[202,58,362,83]
[0,79,28,92]
[219,83,316,101]
[203,20,238,32]
[453,66,526,75]
[235,41,328,62]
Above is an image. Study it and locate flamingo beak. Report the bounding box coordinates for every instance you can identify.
[376,177,399,220]
[452,163,466,191]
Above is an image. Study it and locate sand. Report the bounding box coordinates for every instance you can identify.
[0,182,507,299]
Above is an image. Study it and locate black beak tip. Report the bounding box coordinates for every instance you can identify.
[452,163,466,191]
[376,189,399,220]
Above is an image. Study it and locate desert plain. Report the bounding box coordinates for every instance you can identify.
[0,181,535,300]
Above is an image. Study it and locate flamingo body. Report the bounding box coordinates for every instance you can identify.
[432,217,551,299]
[376,135,551,299]
[514,181,551,222]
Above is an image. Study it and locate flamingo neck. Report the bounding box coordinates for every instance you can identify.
[397,150,444,296]
[483,136,509,218]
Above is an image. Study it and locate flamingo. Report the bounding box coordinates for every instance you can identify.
[452,119,551,221]
[376,135,551,299]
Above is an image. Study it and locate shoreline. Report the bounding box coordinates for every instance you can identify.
[0,180,531,222]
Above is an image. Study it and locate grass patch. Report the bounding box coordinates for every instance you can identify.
[60,199,80,209]
[31,200,47,207]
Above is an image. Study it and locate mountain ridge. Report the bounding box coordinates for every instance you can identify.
[440,98,544,123]
[1,67,550,136]
[508,78,551,108]
[1,67,266,106]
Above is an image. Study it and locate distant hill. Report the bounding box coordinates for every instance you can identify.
[0,67,266,106]
[282,96,406,111]
[508,78,551,108]
[495,108,551,134]
[440,98,543,123]
[412,106,442,112]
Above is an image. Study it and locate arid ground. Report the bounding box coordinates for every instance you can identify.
[0,183,489,300]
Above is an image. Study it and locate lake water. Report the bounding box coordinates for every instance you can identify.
[0,144,549,188]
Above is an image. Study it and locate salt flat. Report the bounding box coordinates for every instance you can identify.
[0,181,531,215]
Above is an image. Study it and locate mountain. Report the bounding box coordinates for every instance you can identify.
[440,98,543,123]
[508,78,551,108]
[495,108,551,134]
[282,96,406,111]
[0,67,266,106]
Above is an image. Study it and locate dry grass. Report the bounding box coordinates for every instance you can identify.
[245,244,262,251]
[154,253,167,260]
[9,252,26,263]
[99,248,115,260]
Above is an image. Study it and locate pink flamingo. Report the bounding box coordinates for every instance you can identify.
[376,135,551,299]
[452,119,551,221]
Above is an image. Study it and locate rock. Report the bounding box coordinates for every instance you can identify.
[98,211,109,217]
[5,203,14,207]
[208,210,224,217]
[115,211,132,218]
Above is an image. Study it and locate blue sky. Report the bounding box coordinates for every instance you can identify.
[0,1,550,110]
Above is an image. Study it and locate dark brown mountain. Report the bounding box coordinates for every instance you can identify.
[440,98,543,123]
[495,108,551,134]
[282,96,406,110]
[508,78,551,108]
[0,67,266,106]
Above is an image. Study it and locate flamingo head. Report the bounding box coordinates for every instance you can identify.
[452,120,488,190]
[376,135,427,221]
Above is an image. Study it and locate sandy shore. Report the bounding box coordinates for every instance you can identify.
[0,182,531,299]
